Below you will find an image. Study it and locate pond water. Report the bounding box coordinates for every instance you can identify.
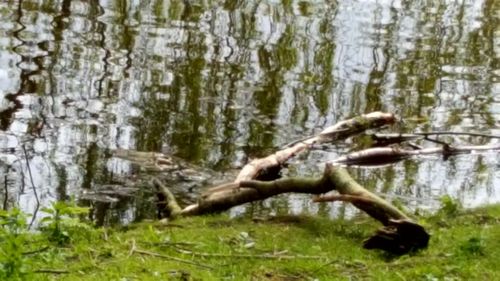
[0,0,499,225]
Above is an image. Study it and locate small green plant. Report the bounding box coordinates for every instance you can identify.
[40,201,92,245]
[439,195,462,217]
[460,237,485,256]
[0,208,31,280]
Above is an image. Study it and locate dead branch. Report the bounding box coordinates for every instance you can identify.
[370,132,500,147]
[151,178,182,218]
[173,112,395,216]
[33,269,70,274]
[331,144,500,166]
[234,111,395,182]
[132,247,214,270]
[151,112,434,253]
[175,248,326,260]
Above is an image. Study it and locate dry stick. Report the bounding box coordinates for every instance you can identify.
[332,144,500,166]
[133,248,214,270]
[412,131,500,139]
[374,131,500,141]
[175,249,326,260]
[234,112,396,182]
[151,178,182,218]
[33,269,69,274]
[22,144,39,229]
[22,246,50,256]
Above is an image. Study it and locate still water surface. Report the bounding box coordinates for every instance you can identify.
[0,0,499,225]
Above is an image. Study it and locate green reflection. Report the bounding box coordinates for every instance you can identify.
[0,0,498,225]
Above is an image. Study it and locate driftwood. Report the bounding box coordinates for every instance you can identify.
[170,112,396,216]
[151,112,432,254]
[332,143,500,166]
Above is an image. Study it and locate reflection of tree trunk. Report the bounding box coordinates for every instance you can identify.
[149,112,429,254]
[0,0,30,130]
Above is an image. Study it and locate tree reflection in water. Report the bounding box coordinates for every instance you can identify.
[0,0,498,225]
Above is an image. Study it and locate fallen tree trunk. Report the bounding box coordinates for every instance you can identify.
[150,112,430,254]
[153,163,429,254]
[170,112,395,216]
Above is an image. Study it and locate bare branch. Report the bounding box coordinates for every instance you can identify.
[332,144,500,166]
[132,248,214,270]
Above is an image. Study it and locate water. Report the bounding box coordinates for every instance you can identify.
[0,0,499,225]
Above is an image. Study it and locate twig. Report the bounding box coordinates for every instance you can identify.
[33,269,69,274]
[22,246,50,256]
[143,241,198,248]
[175,249,326,260]
[133,248,214,270]
[22,144,39,229]
[413,131,500,139]
[423,136,451,147]
[332,144,500,166]
[373,132,500,143]
[151,177,182,217]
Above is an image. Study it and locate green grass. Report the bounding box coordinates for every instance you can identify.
[4,204,500,280]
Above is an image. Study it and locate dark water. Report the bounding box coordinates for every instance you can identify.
[0,0,498,225]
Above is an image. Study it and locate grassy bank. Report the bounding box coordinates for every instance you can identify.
[1,202,500,280]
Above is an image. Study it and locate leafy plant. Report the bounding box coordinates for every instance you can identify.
[0,208,31,280]
[460,237,485,256]
[40,201,92,245]
[438,195,462,217]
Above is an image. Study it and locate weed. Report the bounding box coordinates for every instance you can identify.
[0,208,31,280]
[39,201,92,245]
[460,237,485,256]
[438,195,462,217]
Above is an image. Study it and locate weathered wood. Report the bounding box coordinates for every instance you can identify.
[151,178,182,218]
[314,164,409,225]
[152,111,431,254]
[332,144,500,166]
[234,111,395,182]
[186,112,395,215]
